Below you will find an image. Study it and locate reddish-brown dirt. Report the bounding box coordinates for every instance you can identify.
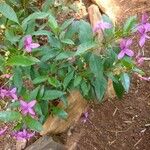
[65,1,150,150]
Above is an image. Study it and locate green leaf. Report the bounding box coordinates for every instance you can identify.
[121,57,134,69]
[48,77,61,88]
[41,48,60,62]
[52,107,68,119]
[93,77,107,101]
[74,76,82,87]
[60,95,68,108]
[35,103,43,116]
[0,3,19,24]
[81,80,90,96]
[48,15,59,34]
[75,42,97,56]
[79,20,93,43]
[42,90,65,100]
[56,51,74,60]
[13,67,23,93]
[60,18,74,31]
[7,55,40,66]
[132,67,145,75]
[32,30,52,37]
[33,76,48,84]
[120,73,130,93]
[22,12,49,30]
[102,14,114,37]
[8,101,20,108]
[63,71,74,89]
[0,111,21,122]
[123,15,137,34]
[24,116,43,132]
[89,54,103,78]
[61,39,75,45]
[113,80,124,99]
[29,86,41,100]
[64,21,80,39]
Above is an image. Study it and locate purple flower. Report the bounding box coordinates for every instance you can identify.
[81,112,89,123]
[0,87,18,101]
[8,88,18,101]
[0,126,8,136]
[118,39,134,59]
[13,129,35,141]
[1,74,12,78]
[137,13,150,30]
[24,35,40,53]
[138,25,150,47]
[135,53,149,66]
[0,88,8,99]
[20,100,36,116]
[93,21,112,32]
[140,76,150,81]
[136,73,150,81]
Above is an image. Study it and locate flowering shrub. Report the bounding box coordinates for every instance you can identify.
[0,1,149,142]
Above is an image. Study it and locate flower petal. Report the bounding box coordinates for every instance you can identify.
[118,50,125,59]
[0,126,8,136]
[125,39,132,47]
[20,100,28,107]
[30,43,40,49]
[141,13,149,24]
[28,100,36,108]
[125,49,134,57]
[24,35,32,45]
[102,22,112,30]
[21,109,28,115]
[28,108,35,116]
[10,88,16,93]
[120,39,126,50]
[25,45,32,53]
[139,35,146,47]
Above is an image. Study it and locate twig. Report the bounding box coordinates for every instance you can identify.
[113,107,118,116]
[134,138,142,147]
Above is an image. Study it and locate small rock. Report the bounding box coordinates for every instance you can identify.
[16,139,27,150]
[40,91,88,135]
[91,0,119,23]
[72,1,88,19]
[25,136,66,150]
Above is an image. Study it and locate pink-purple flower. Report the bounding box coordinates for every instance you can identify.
[137,13,150,30]
[93,21,112,32]
[24,35,40,53]
[118,39,134,59]
[20,100,36,116]
[0,87,18,101]
[13,129,35,141]
[135,53,150,66]
[0,126,8,136]
[81,112,89,123]
[137,13,150,47]
[138,25,150,47]
[7,88,18,100]
[0,74,12,78]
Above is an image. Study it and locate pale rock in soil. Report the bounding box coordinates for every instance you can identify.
[91,0,120,23]
[88,5,116,99]
[16,139,27,150]
[105,79,116,99]
[40,91,88,135]
[72,1,88,19]
[88,4,103,41]
[25,136,66,150]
